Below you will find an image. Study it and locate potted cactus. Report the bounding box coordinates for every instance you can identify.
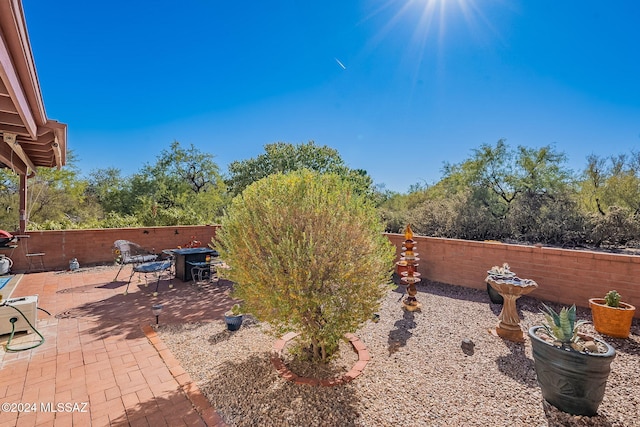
[589,290,636,339]
[528,304,616,416]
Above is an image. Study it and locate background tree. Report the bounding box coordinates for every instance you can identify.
[122,141,227,226]
[407,140,578,243]
[377,182,431,233]
[226,141,374,197]
[578,152,640,247]
[0,151,102,230]
[217,170,395,363]
[0,168,19,229]
[86,167,134,217]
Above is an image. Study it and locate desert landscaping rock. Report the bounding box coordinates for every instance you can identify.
[159,280,640,427]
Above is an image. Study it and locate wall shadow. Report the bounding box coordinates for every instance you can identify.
[422,279,488,303]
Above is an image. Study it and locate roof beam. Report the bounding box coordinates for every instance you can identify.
[47,120,66,168]
[0,134,26,174]
[2,131,35,172]
[0,95,18,112]
[53,135,61,168]
[0,122,29,136]
[0,31,37,139]
[0,110,26,126]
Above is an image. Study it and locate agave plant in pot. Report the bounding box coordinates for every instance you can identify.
[528,304,616,416]
[589,290,636,339]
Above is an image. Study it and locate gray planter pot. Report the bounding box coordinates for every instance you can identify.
[528,326,616,416]
[486,282,504,304]
[224,314,243,331]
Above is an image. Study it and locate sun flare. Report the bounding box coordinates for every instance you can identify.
[363,0,496,84]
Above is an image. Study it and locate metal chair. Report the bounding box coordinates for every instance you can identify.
[124,260,173,296]
[188,259,221,288]
[112,240,158,282]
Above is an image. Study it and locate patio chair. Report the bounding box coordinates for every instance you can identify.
[189,258,222,288]
[112,240,158,282]
[124,259,173,296]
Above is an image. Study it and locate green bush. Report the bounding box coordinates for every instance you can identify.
[587,206,640,247]
[505,192,587,246]
[409,190,503,241]
[217,170,396,363]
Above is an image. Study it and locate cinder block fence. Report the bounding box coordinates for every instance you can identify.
[387,234,639,318]
[6,225,220,273]
[5,227,638,318]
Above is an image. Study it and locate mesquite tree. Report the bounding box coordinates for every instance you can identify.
[217,170,395,363]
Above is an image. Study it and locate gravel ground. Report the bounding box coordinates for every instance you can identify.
[159,280,640,427]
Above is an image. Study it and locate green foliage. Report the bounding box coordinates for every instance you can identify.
[540,304,588,345]
[586,206,640,247]
[108,141,228,226]
[86,168,135,215]
[505,191,587,246]
[440,139,571,219]
[0,151,104,230]
[401,140,609,246]
[408,190,503,240]
[604,290,621,308]
[227,304,243,316]
[580,152,640,216]
[226,141,374,197]
[217,170,395,363]
[377,183,431,233]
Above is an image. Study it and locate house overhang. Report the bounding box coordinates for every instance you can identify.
[0,0,67,176]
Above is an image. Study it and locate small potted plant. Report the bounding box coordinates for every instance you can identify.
[589,290,636,339]
[224,303,243,331]
[485,263,515,304]
[529,304,616,416]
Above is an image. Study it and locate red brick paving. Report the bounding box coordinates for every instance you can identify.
[0,266,231,426]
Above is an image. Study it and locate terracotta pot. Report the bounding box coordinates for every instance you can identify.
[589,298,636,339]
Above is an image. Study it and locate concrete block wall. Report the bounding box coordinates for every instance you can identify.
[4,227,637,318]
[386,233,640,318]
[6,225,220,273]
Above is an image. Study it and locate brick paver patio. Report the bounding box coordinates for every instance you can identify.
[0,266,232,426]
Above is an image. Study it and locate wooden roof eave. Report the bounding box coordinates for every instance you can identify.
[0,0,67,175]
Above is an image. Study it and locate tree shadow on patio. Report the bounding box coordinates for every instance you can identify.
[201,353,361,427]
[54,278,237,340]
[108,389,208,426]
[387,309,416,356]
[422,279,489,304]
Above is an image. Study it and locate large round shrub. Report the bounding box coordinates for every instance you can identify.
[217,170,395,363]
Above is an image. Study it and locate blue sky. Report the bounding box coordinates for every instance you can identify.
[23,0,640,193]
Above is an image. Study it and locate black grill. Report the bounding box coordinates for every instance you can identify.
[0,230,17,248]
